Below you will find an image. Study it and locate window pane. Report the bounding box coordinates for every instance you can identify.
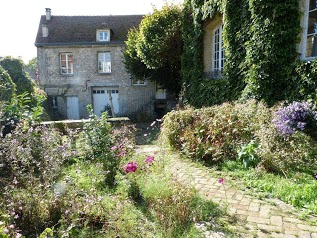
[98,52,111,73]
[105,52,111,60]
[308,11,317,35]
[310,0,317,10]
[306,35,317,57]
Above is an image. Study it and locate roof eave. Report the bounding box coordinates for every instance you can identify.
[34,41,125,47]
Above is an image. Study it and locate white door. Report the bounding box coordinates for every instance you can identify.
[92,88,119,116]
[66,96,79,119]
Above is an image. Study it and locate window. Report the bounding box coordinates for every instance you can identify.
[98,52,111,73]
[97,30,110,42]
[60,53,73,75]
[213,24,225,73]
[132,77,146,85]
[306,0,317,57]
[52,96,58,108]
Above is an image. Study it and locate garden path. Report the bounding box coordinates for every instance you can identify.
[134,123,317,238]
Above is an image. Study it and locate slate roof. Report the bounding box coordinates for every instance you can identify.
[35,15,144,47]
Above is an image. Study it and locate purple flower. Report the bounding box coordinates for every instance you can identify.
[125,162,138,173]
[145,155,155,164]
[273,102,317,137]
[218,178,225,184]
[111,146,117,151]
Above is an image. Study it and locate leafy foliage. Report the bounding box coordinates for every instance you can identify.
[162,100,317,174]
[182,0,301,106]
[124,4,183,95]
[0,65,16,102]
[0,57,35,97]
[26,57,37,72]
[237,140,260,168]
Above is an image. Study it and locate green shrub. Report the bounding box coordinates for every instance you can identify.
[237,140,260,168]
[0,65,16,103]
[162,100,269,163]
[162,99,317,174]
[0,124,74,187]
[256,121,317,174]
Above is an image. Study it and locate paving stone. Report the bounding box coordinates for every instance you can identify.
[271,233,296,238]
[226,199,240,204]
[236,209,256,217]
[297,231,311,238]
[298,224,317,233]
[311,233,317,238]
[259,205,271,218]
[283,216,303,224]
[283,222,299,236]
[271,216,283,227]
[249,206,260,212]
[257,230,271,238]
[258,224,283,233]
[247,216,270,225]
[233,191,245,201]
[239,199,251,206]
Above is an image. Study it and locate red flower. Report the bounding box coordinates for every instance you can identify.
[125,162,138,173]
[218,178,225,184]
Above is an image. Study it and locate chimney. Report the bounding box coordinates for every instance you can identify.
[45,8,51,21]
[42,23,49,37]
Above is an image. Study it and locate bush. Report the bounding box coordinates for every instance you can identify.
[0,123,76,237]
[257,113,317,174]
[0,123,74,187]
[162,100,317,174]
[161,100,269,163]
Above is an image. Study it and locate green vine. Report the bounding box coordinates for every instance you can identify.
[182,0,302,107]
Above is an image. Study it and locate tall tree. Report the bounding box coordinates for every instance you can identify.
[123,4,183,95]
[0,65,16,102]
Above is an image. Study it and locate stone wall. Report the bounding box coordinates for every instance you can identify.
[37,44,156,119]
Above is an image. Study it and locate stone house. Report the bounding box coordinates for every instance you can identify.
[35,8,163,119]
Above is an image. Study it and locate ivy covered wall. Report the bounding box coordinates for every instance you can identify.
[182,0,303,107]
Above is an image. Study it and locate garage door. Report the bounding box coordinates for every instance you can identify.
[92,88,119,116]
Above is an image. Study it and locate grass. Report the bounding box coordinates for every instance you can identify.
[213,160,317,218]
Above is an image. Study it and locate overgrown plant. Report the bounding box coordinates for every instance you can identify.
[273,101,317,138]
[237,140,260,168]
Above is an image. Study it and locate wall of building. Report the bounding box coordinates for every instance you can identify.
[37,45,156,119]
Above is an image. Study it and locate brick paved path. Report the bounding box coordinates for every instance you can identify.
[136,145,317,238]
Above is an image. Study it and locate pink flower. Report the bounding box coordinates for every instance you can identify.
[116,149,127,157]
[111,146,117,151]
[218,178,225,184]
[125,162,138,173]
[145,155,155,164]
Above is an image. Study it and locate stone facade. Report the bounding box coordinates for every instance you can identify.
[37,44,156,119]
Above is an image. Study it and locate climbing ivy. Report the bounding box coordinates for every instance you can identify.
[182,0,302,107]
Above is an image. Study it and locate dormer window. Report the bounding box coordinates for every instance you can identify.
[97,30,110,42]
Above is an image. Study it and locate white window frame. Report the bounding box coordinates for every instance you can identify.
[60,53,73,75]
[303,0,317,59]
[98,52,111,73]
[97,30,110,42]
[212,24,225,73]
[131,77,147,86]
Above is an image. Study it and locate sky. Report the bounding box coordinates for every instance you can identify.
[0,0,183,64]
